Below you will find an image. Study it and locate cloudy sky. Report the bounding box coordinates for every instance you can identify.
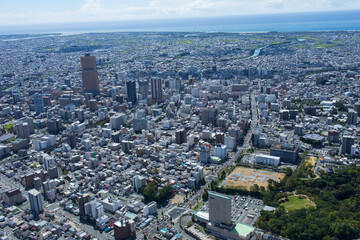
[1,0,360,26]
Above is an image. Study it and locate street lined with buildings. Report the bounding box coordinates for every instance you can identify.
[0,31,359,240]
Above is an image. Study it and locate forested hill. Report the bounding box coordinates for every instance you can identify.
[256,165,360,240]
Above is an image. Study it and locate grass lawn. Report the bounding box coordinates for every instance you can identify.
[281,195,315,212]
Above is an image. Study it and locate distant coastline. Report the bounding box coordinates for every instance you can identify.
[0,10,360,35]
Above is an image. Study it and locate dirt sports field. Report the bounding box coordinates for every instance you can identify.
[222,167,285,190]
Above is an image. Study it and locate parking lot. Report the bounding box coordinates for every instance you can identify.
[232,195,263,225]
[198,194,263,225]
[241,155,255,164]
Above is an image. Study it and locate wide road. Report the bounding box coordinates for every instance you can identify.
[186,91,258,208]
[172,90,260,231]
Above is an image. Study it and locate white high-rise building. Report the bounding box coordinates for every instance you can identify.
[84,200,109,228]
[132,175,146,192]
[199,147,210,163]
[28,189,43,215]
[84,139,92,150]
[224,135,236,150]
[84,200,104,220]
[43,154,55,171]
[43,179,57,201]
[214,144,227,160]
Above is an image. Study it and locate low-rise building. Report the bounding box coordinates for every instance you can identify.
[254,154,280,166]
[2,189,24,206]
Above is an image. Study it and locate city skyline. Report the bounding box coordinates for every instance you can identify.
[1,0,360,26]
[1,28,360,239]
[1,0,360,239]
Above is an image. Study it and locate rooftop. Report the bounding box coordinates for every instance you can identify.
[303,134,325,141]
[4,189,21,198]
[195,211,209,221]
[255,154,280,160]
[28,189,41,195]
[0,134,15,142]
[270,142,297,151]
[209,191,230,200]
[230,222,255,237]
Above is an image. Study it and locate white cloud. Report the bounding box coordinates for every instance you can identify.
[0,0,360,25]
[266,0,286,9]
[80,0,104,13]
[146,0,215,16]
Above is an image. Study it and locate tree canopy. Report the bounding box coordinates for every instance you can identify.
[256,165,360,240]
[142,181,174,204]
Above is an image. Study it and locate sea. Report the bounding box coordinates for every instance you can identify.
[0,10,360,35]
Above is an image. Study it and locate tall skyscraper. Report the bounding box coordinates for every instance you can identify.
[67,134,78,149]
[354,103,360,117]
[84,92,93,106]
[12,89,21,104]
[208,191,232,226]
[341,135,355,155]
[84,200,105,220]
[15,122,30,140]
[20,117,35,134]
[175,129,187,144]
[81,54,100,96]
[151,78,163,102]
[33,93,44,115]
[126,81,137,105]
[28,189,43,215]
[199,146,210,163]
[139,80,149,100]
[78,193,91,218]
[89,99,98,111]
[47,118,62,134]
[64,79,71,88]
[201,108,218,126]
[348,110,358,125]
[43,155,56,171]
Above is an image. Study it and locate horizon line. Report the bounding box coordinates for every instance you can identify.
[1,9,360,28]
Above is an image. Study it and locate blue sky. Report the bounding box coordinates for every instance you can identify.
[1,0,360,26]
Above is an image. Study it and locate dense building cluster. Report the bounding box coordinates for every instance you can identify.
[0,31,360,240]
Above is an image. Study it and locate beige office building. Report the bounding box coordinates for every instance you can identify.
[209,191,232,226]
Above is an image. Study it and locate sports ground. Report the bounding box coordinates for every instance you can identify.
[222,167,285,190]
[281,195,316,211]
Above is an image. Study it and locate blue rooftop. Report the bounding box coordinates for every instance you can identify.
[0,134,14,142]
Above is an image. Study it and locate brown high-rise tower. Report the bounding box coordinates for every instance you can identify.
[81,54,100,96]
